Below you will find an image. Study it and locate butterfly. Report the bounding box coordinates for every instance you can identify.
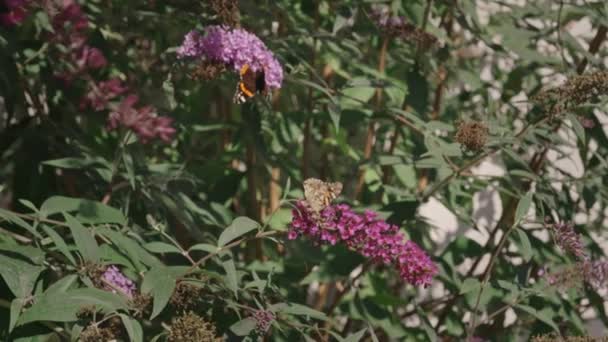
[303,178,343,212]
[233,64,266,104]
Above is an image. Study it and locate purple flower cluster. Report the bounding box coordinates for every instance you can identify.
[289,201,437,287]
[550,221,586,260]
[102,265,136,297]
[253,309,275,334]
[107,95,176,143]
[176,26,283,89]
[0,0,29,26]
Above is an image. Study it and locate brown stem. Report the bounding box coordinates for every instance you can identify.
[576,25,607,74]
[355,37,390,198]
[302,3,320,180]
[184,230,279,276]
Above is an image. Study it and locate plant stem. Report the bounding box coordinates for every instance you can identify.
[183,230,279,276]
[355,37,389,198]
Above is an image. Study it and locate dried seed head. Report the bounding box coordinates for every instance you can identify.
[369,6,438,50]
[76,305,99,321]
[170,282,206,312]
[79,262,106,288]
[454,120,488,151]
[210,0,239,27]
[533,71,608,115]
[128,293,152,319]
[79,325,117,342]
[189,60,226,81]
[543,259,608,292]
[168,312,223,342]
[532,333,608,342]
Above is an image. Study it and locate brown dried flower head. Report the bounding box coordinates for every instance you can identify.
[79,325,117,342]
[79,261,106,288]
[76,305,99,321]
[129,292,152,319]
[533,71,608,116]
[168,312,223,342]
[210,0,239,27]
[189,60,226,81]
[454,120,488,151]
[532,333,608,342]
[369,6,438,50]
[544,259,608,292]
[170,281,206,312]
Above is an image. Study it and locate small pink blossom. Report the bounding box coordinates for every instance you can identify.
[107,95,176,144]
[81,78,128,111]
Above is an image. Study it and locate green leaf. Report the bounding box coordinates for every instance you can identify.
[45,274,78,296]
[141,266,179,319]
[459,278,481,295]
[18,288,127,325]
[0,243,45,264]
[217,217,260,247]
[188,243,218,254]
[144,242,182,254]
[99,229,162,270]
[0,254,43,298]
[42,158,94,169]
[514,191,533,224]
[515,228,533,262]
[270,302,327,320]
[0,208,42,238]
[120,314,144,342]
[222,258,238,298]
[10,297,26,333]
[230,317,256,336]
[42,225,77,265]
[568,114,586,144]
[344,328,367,342]
[64,213,100,262]
[41,196,126,225]
[515,304,560,332]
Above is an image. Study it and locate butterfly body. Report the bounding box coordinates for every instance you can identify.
[303,178,343,213]
[233,64,266,104]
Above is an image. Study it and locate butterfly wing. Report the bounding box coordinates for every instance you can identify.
[303,178,342,212]
[233,64,266,104]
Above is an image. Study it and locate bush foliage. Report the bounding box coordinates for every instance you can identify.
[0,0,607,341]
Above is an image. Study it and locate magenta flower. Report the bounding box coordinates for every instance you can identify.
[78,46,107,69]
[0,0,28,26]
[289,201,437,287]
[253,309,275,334]
[81,78,128,111]
[52,2,89,32]
[107,95,176,143]
[176,26,283,89]
[102,265,136,297]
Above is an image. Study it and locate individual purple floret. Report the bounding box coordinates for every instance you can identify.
[289,201,438,287]
[176,25,283,89]
[102,265,136,297]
